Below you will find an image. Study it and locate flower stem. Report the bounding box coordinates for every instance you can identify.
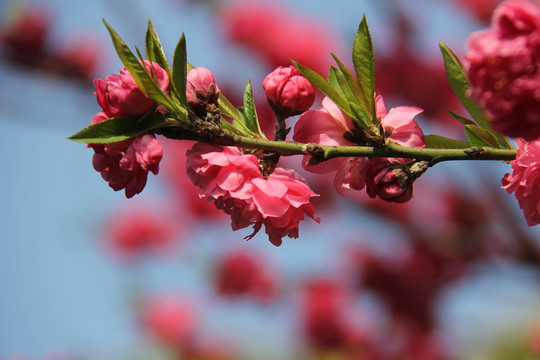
[219,130,516,166]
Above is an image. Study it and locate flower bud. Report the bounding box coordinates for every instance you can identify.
[185,67,220,112]
[365,159,428,203]
[263,65,315,117]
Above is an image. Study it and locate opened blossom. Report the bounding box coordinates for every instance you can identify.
[465,0,540,140]
[186,142,319,246]
[502,139,540,226]
[94,60,169,117]
[89,112,163,198]
[293,96,424,196]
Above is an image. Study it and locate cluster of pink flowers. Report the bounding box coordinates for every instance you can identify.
[294,95,425,203]
[186,142,319,246]
[465,0,540,141]
[89,60,168,198]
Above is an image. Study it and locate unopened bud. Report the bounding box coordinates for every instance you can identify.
[366,159,428,203]
[262,65,315,118]
[186,67,220,112]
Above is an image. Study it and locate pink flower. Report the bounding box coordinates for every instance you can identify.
[186,142,319,246]
[263,65,316,117]
[502,138,540,226]
[293,96,424,194]
[186,67,220,106]
[94,60,169,117]
[89,112,163,198]
[465,0,540,140]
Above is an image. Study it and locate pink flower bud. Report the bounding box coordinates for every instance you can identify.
[263,65,316,117]
[365,158,413,203]
[185,67,220,110]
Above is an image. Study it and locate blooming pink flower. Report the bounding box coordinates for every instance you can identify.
[186,142,319,246]
[89,112,163,198]
[186,67,220,105]
[465,0,540,140]
[94,60,169,117]
[293,96,424,194]
[263,65,315,117]
[502,139,540,226]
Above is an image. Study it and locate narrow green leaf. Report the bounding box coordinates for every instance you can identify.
[350,102,373,131]
[145,19,173,76]
[291,59,353,117]
[439,42,491,129]
[328,67,347,100]
[231,107,257,137]
[172,33,188,107]
[329,66,361,106]
[352,15,376,120]
[424,135,471,149]
[331,53,364,104]
[464,124,500,148]
[218,93,242,122]
[494,133,513,149]
[103,19,187,120]
[446,109,476,125]
[68,115,167,143]
[242,80,265,138]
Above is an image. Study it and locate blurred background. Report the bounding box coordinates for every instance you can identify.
[1,0,540,359]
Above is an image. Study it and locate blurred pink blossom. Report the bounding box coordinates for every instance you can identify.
[465,0,540,140]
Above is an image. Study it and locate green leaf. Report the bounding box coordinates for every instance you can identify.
[218,93,242,122]
[68,114,167,143]
[439,42,491,129]
[350,101,373,132]
[352,15,376,120]
[291,59,353,117]
[331,53,364,104]
[103,19,187,120]
[327,67,347,100]
[242,80,265,138]
[424,135,471,149]
[446,109,476,125]
[145,19,173,76]
[464,124,500,148]
[172,33,188,107]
